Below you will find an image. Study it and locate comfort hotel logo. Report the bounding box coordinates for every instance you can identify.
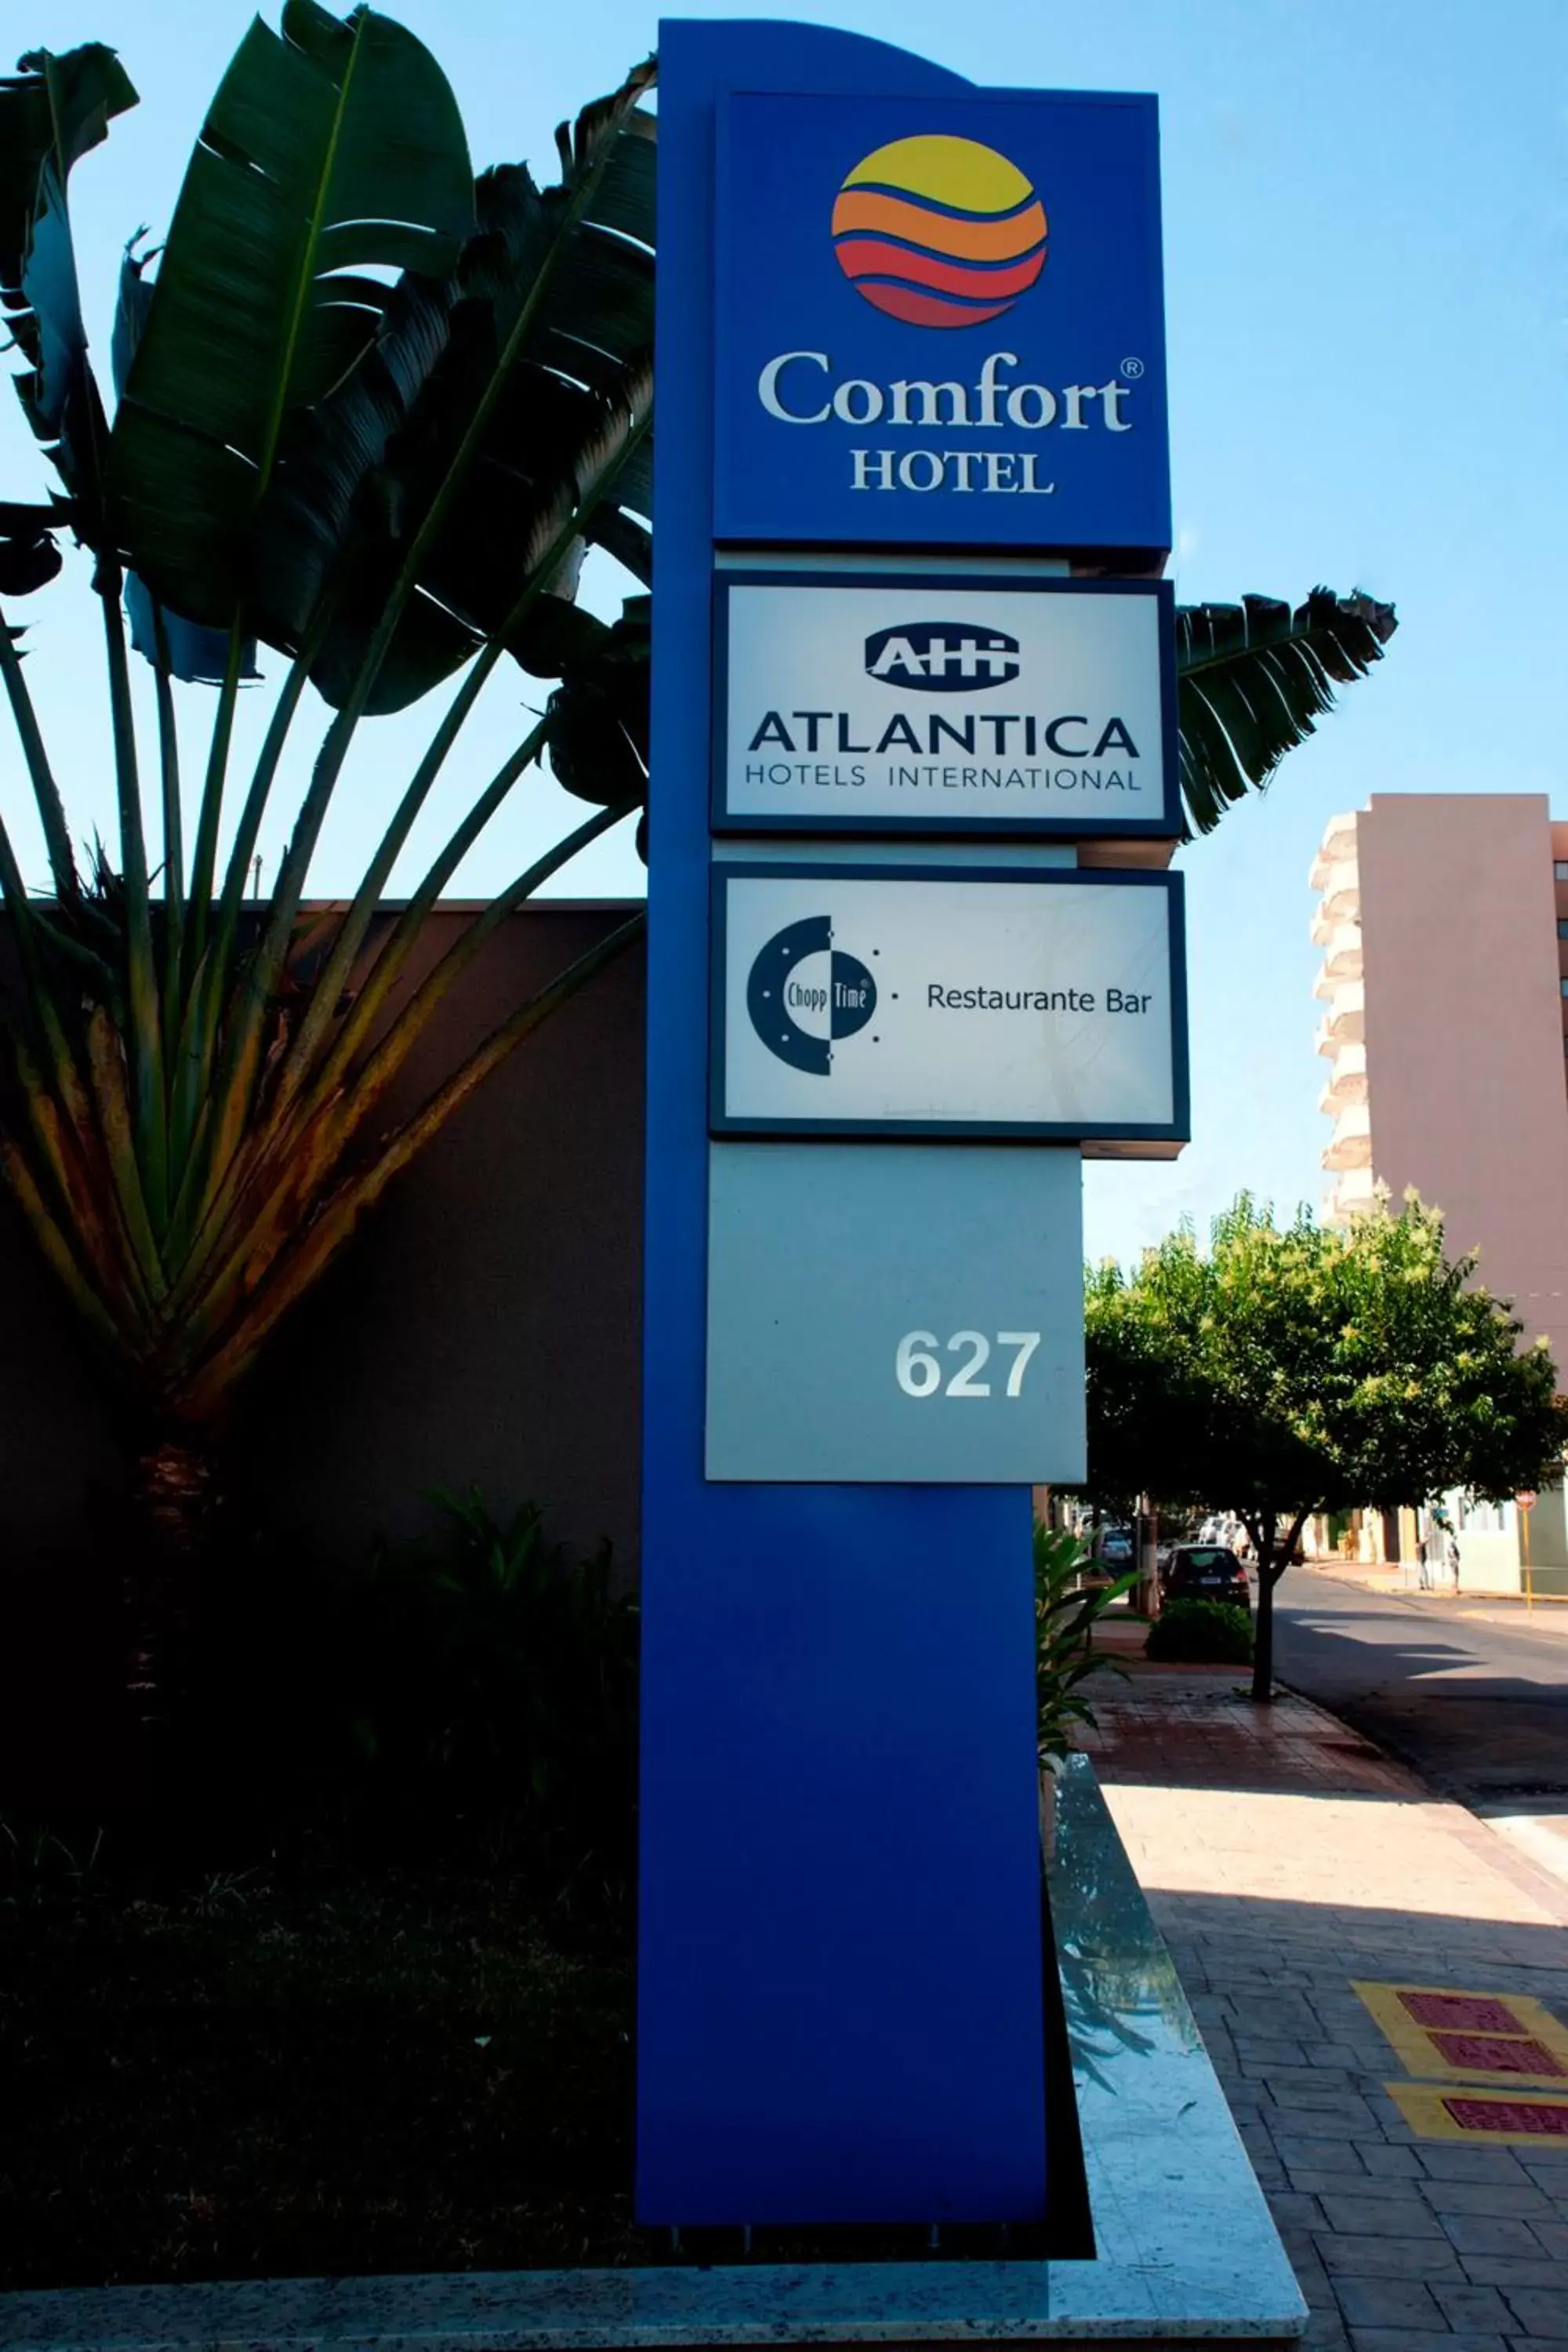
[753,121,1137,497]
[717,87,1168,546]
[830,134,1048,330]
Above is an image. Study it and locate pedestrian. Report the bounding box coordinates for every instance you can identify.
[1446,1526,1461,1593]
[1420,1505,1446,1590]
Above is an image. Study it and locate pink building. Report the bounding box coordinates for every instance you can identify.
[1311,794,1568,1591]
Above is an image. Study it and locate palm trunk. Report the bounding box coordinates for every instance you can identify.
[125,1428,222,1733]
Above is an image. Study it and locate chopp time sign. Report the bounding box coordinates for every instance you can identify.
[714,89,1170,554]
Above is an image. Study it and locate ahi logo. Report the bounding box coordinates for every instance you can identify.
[747,916,877,1076]
[831,134,1047,330]
[864,621,1020,692]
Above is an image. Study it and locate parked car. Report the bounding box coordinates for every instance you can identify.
[1161,1544,1252,1611]
[1093,1525,1134,1565]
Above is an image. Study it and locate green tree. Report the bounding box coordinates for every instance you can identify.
[0,9,1396,1694]
[1085,1194,1568,1702]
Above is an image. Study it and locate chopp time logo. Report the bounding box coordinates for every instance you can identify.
[830,134,1047,329]
[747,916,877,1076]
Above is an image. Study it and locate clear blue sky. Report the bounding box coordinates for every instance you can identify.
[7,0,1566,1264]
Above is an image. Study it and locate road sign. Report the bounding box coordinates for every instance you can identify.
[706,1141,1085,1483]
[713,570,1178,838]
[714,88,1170,554]
[712,860,1187,1143]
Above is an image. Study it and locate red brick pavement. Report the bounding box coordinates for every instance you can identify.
[1076,1668,1568,2352]
[1076,1668,1419,1799]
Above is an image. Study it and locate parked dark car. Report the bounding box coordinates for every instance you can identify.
[1161,1544,1252,1610]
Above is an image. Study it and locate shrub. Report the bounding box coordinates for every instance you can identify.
[173,1490,638,1906]
[339,1490,639,1886]
[1145,1598,1254,1664]
[1034,1522,1131,1759]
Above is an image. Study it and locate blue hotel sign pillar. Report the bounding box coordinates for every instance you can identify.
[638,19,1174,2226]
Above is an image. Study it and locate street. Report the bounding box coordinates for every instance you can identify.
[1275,1565,1568,1880]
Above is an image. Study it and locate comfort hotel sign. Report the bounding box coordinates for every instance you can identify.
[714,90,1170,552]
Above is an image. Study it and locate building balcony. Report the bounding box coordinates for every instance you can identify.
[1323,1102,1372,1171]
[1319,1042,1368,1112]
[1315,995,1366,1051]
[1323,1163,1379,1226]
[1309,814,1359,890]
[1313,965,1365,1012]
[1309,880,1360,942]
[1316,921,1363,981]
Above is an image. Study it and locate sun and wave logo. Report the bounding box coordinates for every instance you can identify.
[830,133,1047,330]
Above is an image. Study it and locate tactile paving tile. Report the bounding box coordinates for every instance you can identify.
[1428,2031,1567,2076]
[1385,2079,1568,2142]
[1355,1978,1568,2089]
[1444,2094,1568,2136]
[1399,1991,1521,2033]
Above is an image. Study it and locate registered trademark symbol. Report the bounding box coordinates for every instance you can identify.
[1120,356,1145,379]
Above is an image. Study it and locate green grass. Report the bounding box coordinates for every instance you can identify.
[0,1865,637,2288]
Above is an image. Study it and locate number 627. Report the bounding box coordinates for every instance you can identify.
[895,1330,1041,1399]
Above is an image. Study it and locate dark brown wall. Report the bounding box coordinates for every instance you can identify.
[0,903,646,1584]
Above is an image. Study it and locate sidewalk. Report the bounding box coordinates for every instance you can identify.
[1307,1559,1568,1632]
[1076,1670,1568,2352]
[1289,1566,1568,1890]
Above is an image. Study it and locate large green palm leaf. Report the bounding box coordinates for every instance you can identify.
[107,0,474,631]
[0,41,136,532]
[256,109,655,714]
[1176,589,1396,835]
[0,42,137,907]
